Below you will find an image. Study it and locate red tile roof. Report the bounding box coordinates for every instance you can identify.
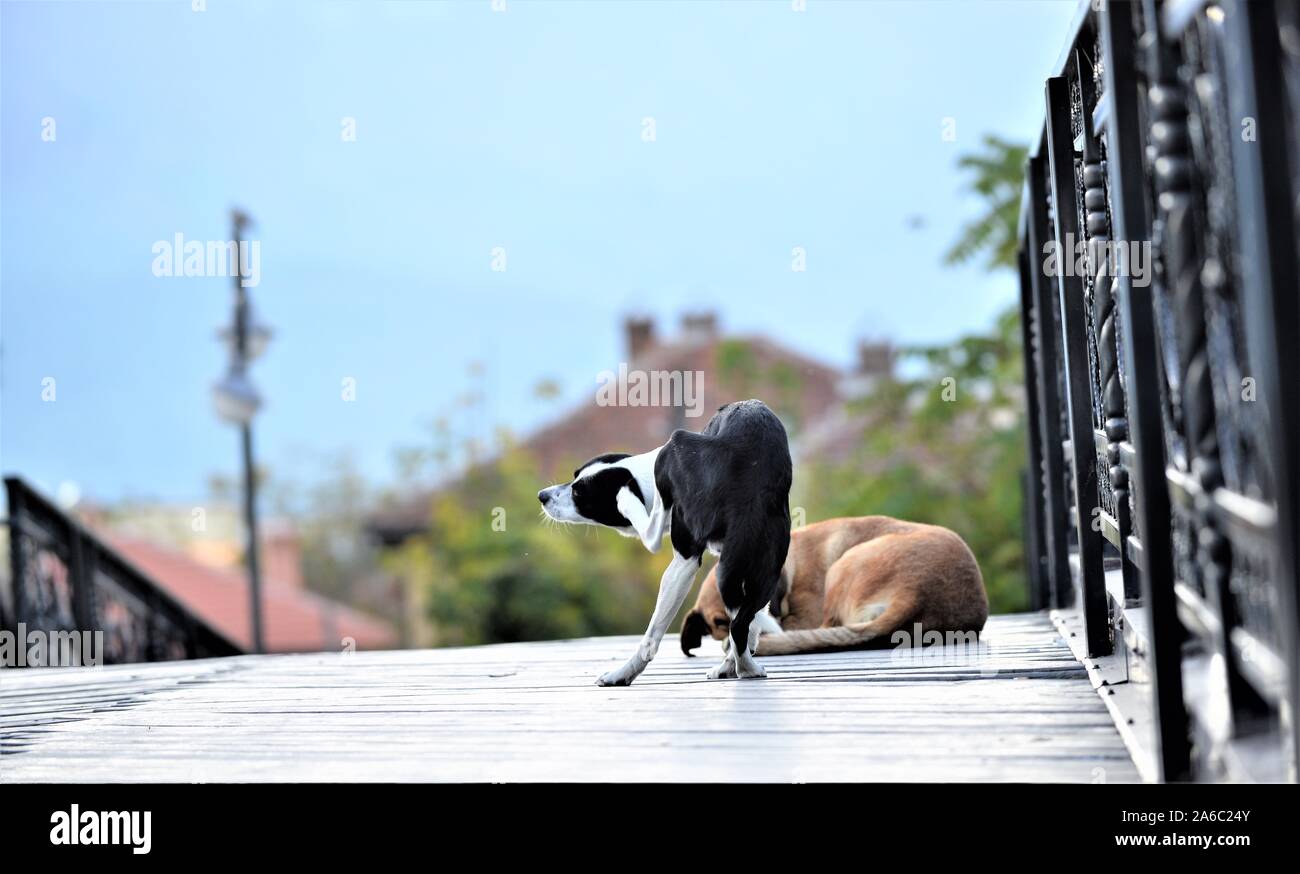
[103,533,397,653]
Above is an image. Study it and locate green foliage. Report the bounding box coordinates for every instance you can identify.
[716,339,805,431]
[260,452,398,626]
[795,308,1028,613]
[410,441,665,645]
[716,338,758,382]
[944,134,1028,272]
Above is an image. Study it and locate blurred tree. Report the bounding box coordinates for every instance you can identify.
[716,339,805,432]
[403,440,665,645]
[795,308,1027,612]
[391,446,428,483]
[263,452,380,608]
[532,378,562,402]
[295,453,375,605]
[943,134,1028,271]
[206,473,236,503]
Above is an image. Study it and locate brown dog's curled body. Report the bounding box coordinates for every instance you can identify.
[681,516,987,656]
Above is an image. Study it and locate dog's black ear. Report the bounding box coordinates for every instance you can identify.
[680,610,708,656]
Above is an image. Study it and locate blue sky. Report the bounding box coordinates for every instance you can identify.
[1,0,1075,505]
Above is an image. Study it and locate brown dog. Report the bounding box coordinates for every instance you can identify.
[680,516,987,656]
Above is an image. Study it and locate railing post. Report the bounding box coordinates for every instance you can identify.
[1099,0,1191,781]
[0,563,9,636]
[5,481,23,632]
[3,480,25,636]
[1025,154,1073,611]
[8,480,29,624]
[68,517,95,651]
[1221,0,1300,780]
[1019,247,1050,610]
[1045,74,1112,657]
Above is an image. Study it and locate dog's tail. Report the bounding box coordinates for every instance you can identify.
[680,610,710,656]
[752,623,887,655]
[753,596,916,656]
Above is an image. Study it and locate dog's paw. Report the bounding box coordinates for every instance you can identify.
[596,670,634,687]
[735,661,768,680]
[706,659,737,680]
[596,659,644,687]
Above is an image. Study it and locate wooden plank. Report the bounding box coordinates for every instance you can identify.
[0,613,1139,783]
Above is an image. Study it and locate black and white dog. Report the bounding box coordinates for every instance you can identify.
[538,399,792,686]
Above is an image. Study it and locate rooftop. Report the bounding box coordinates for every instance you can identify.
[103,533,397,653]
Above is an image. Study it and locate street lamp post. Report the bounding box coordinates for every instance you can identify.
[213,209,271,654]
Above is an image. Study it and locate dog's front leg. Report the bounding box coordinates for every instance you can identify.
[597,552,700,687]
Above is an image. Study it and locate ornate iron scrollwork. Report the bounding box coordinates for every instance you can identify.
[3,478,241,666]
[1019,0,1300,782]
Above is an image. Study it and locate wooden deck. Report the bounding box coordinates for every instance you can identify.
[0,612,1139,782]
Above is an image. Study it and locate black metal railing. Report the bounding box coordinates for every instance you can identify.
[2,477,242,665]
[1019,0,1300,782]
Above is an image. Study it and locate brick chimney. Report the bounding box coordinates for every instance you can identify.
[855,340,895,378]
[839,340,896,400]
[262,521,304,589]
[625,316,656,361]
[680,311,718,345]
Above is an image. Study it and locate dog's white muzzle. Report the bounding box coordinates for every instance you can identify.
[538,484,581,523]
